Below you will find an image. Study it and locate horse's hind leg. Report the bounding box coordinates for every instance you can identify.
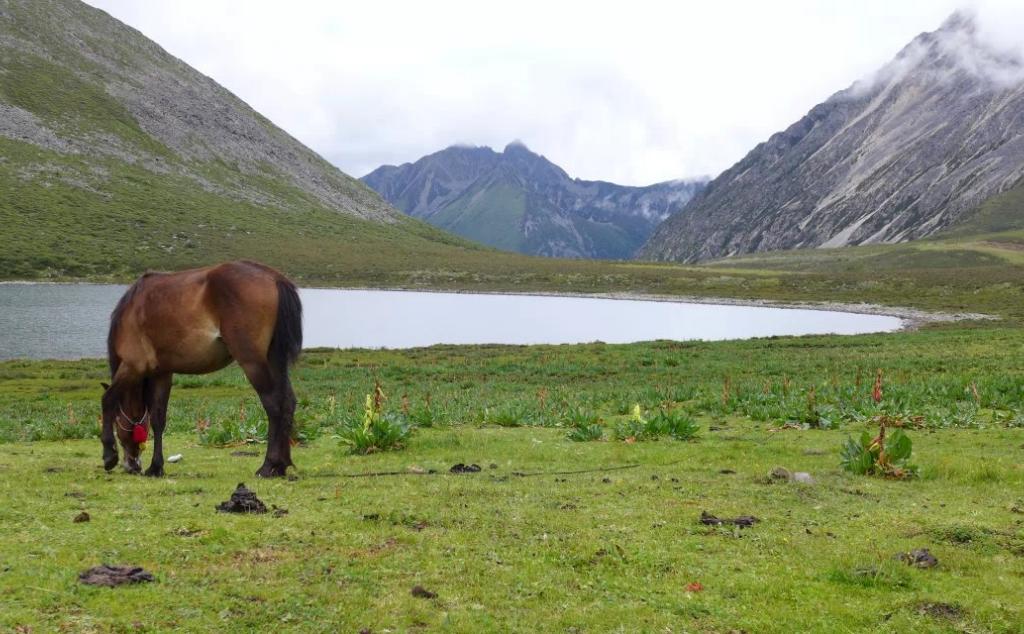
[231,352,295,478]
[144,373,173,477]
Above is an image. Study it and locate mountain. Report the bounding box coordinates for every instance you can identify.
[363,142,707,259]
[0,0,478,280]
[641,12,1024,263]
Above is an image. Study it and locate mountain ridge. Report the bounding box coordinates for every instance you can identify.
[363,143,707,259]
[641,11,1024,263]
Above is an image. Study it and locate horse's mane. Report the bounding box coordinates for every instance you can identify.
[107,274,151,378]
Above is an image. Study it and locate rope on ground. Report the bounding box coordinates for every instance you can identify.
[319,458,687,479]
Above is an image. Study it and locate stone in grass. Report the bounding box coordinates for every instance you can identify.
[770,467,815,484]
[897,548,939,568]
[216,483,268,514]
[73,511,90,523]
[79,564,155,587]
[411,585,437,599]
[700,511,759,527]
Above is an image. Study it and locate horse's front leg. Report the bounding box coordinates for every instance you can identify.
[144,373,173,477]
[101,384,119,471]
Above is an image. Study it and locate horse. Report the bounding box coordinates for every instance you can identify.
[101,260,302,478]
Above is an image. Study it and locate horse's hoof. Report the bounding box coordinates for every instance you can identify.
[144,465,164,477]
[104,458,118,472]
[255,463,288,478]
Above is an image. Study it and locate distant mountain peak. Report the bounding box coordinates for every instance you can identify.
[893,10,1024,87]
[363,144,707,259]
[938,9,977,35]
[503,140,531,153]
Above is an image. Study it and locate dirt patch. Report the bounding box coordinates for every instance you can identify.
[79,565,154,587]
[233,548,280,565]
[896,548,938,568]
[450,463,481,474]
[171,527,205,537]
[700,511,759,527]
[216,483,268,514]
[411,585,437,599]
[65,491,86,499]
[350,537,398,559]
[73,511,90,523]
[915,602,964,620]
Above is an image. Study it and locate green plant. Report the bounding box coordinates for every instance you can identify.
[840,425,918,479]
[611,405,699,442]
[406,403,444,427]
[565,408,605,441]
[646,409,700,440]
[566,423,604,442]
[611,404,647,440]
[337,390,412,454]
[485,402,532,427]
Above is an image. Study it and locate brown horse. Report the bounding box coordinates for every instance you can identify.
[101,261,302,477]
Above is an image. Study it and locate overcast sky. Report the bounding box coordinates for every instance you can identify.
[86,1,1022,186]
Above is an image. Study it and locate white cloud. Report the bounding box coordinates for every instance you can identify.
[86,0,1024,185]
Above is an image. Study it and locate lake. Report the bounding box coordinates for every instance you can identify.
[0,284,903,360]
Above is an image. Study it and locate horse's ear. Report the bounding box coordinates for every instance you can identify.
[101,382,110,391]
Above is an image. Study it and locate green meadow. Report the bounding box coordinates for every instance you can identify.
[2,324,1024,632]
[3,181,1024,631]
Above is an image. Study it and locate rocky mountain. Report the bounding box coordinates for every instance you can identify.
[0,0,473,279]
[363,142,706,259]
[641,12,1024,263]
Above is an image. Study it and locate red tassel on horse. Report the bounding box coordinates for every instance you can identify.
[132,424,148,444]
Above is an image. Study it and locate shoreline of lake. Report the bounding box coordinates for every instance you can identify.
[0,279,995,333]
[299,286,995,332]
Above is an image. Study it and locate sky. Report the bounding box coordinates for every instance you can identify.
[86,1,1024,186]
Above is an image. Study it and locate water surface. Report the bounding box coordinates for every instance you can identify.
[0,284,903,360]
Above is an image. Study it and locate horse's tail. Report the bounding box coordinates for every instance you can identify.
[269,278,303,376]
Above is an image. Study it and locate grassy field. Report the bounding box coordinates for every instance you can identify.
[3,425,1022,633]
[2,330,1024,632]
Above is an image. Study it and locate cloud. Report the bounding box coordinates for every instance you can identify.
[86,1,1024,185]
[842,5,1024,101]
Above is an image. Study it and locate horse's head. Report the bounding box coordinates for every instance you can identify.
[101,383,149,474]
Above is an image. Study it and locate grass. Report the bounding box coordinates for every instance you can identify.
[2,328,1024,630]
[4,328,1024,443]
[2,424,1022,632]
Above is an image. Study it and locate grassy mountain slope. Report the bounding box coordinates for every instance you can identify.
[0,0,488,279]
[431,184,528,253]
